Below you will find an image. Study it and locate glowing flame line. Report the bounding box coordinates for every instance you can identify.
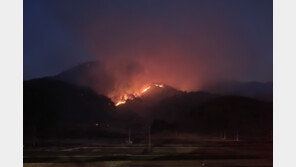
[141,86,151,93]
[154,84,164,88]
[114,84,165,107]
[115,101,126,106]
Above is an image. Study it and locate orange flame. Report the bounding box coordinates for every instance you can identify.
[154,84,164,88]
[141,86,151,93]
[114,83,165,106]
[115,101,126,106]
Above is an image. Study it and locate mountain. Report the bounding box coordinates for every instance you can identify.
[53,61,99,84]
[202,81,273,101]
[116,89,272,138]
[52,62,273,102]
[24,78,117,141]
[52,61,114,95]
[117,84,183,113]
[23,78,272,143]
[23,62,273,143]
[150,93,272,137]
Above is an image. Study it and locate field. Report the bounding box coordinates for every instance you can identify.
[24,139,272,167]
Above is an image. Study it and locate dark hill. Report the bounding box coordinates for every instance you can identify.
[23,78,272,143]
[117,84,183,114]
[24,78,116,141]
[52,61,114,95]
[150,93,272,139]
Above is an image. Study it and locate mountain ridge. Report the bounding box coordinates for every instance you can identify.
[46,61,273,102]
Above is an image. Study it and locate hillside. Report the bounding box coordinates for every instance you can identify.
[24,78,117,141]
[24,77,273,144]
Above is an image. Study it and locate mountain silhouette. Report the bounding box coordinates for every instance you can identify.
[23,63,273,144]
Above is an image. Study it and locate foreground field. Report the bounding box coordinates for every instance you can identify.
[24,159,272,167]
[24,140,272,167]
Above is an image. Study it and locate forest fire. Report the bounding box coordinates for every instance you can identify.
[141,86,151,93]
[115,101,126,106]
[154,84,164,88]
[114,84,164,106]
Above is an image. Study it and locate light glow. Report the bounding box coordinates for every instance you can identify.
[115,101,126,106]
[141,86,151,93]
[114,83,165,106]
[154,84,164,88]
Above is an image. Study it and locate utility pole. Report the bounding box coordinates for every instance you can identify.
[129,128,131,143]
[148,126,151,151]
[223,131,226,140]
[235,129,239,142]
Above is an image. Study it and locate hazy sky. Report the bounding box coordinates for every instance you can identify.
[24,0,272,88]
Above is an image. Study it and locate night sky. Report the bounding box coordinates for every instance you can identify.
[24,0,272,90]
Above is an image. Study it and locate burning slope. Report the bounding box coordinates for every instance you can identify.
[141,86,151,93]
[51,61,199,105]
[115,84,165,106]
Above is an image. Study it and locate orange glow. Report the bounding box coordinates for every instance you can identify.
[141,86,151,93]
[115,101,126,106]
[114,83,165,107]
[154,84,164,88]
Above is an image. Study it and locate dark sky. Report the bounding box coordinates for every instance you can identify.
[24,0,272,88]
